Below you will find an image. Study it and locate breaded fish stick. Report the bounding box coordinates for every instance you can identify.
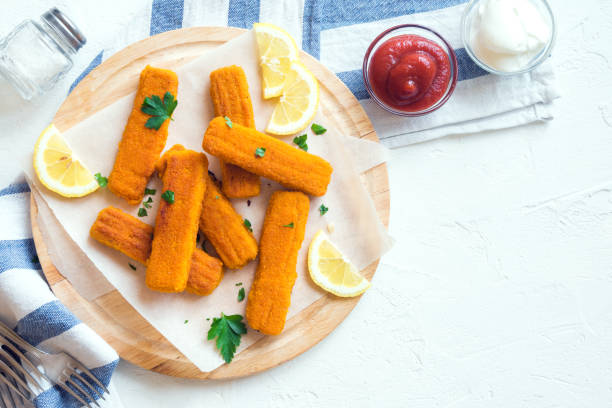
[199,175,258,269]
[90,207,223,296]
[246,191,310,335]
[209,65,260,198]
[109,65,178,205]
[202,117,333,196]
[146,149,207,293]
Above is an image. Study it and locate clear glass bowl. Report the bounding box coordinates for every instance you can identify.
[362,24,458,117]
[461,0,556,75]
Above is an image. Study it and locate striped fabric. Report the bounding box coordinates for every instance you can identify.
[0,180,119,408]
[69,0,558,148]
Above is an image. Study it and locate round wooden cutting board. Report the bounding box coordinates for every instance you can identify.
[30,27,389,380]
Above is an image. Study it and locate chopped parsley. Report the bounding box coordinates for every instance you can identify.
[311,123,327,135]
[255,147,266,158]
[128,263,136,271]
[282,222,295,228]
[162,190,175,204]
[94,173,108,188]
[235,282,243,286]
[143,196,153,209]
[224,116,233,128]
[207,313,247,364]
[319,204,329,215]
[138,208,147,217]
[237,287,245,302]
[144,188,156,195]
[293,134,308,151]
[184,320,189,324]
[141,92,178,130]
[243,219,253,232]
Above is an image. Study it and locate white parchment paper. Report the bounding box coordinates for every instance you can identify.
[23,31,392,372]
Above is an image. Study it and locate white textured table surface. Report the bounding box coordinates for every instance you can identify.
[2,0,612,406]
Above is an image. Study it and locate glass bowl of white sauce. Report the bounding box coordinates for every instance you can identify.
[461,0,555,75]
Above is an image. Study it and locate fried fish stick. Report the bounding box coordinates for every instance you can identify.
[210,65,260,198]
[108,65,178,205]
[246,191,310,335]
[146,149,207,293]
[90,207,223,296]
[202,117,333,196]
[199,175,258,269]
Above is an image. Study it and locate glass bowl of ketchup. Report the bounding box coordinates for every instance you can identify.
[363,24,458,116]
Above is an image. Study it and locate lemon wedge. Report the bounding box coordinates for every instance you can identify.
[253,23,299,99]
[308,230,371,297]
[33,124,99,197]
[266,61,319,136]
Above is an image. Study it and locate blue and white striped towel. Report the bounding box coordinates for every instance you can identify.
[0,178,119,408]
[68,0,559,148]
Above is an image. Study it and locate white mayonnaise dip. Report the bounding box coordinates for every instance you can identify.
[469,0,552,72]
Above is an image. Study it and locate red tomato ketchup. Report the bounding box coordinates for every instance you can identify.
[367,34,453,113]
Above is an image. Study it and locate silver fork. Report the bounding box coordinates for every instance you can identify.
[0,320,109,408]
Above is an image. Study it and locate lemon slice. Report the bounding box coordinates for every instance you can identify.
[253,23,299,99]
[266,61,319,136]
[308,230,371,297]
[33,124,99,197]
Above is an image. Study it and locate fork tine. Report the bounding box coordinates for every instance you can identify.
[0,348,44,393]
[55,381,92,408]
[0,379,11,408]
[0,362,29,398]
[67,369,105,401]
[0,372,28,402]
[0,339,48,386]
[64,376,100,408]
[5,375,27,408]
[0,325,35,356]
[66,358,109,395]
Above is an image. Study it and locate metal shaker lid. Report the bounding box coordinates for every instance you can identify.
[41,8,86,52]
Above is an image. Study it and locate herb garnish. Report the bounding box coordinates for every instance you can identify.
[162,190,175,204]
[128,263,136,271]
[141,92,178,130]
[207,313,247,363]
[255,147,266,158]
[311,123,327,135]
[319,204,329,215]
[94,173,108,188]
[237,287,245,302]
[235,282,242,286]
[138,208,147,217]
[293,134,308,151]
[224,116,233,128]
[243,219,253,232]
[144,188,156,195]
[283,222,295,228]
[143,196,153,209]
[184,320,189,324]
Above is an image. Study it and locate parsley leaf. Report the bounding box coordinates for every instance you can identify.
[144,188,156,195]
[207,313,247,364]
[311,123,327,135]
[237,287,245,302]
[138,208,147,217]
[283,222,294,228]
[141,92,178,130]
[255,147,266,158]
[184,320,189,324]
[94,173,108,187]
[224,116,233,128]
[143,196,153,209]
[293,134,308,151]
[319,204,329,215]
[162,190,175,204]
[243,219,253,232]
[128,263,136,271]
[235,282,242,286]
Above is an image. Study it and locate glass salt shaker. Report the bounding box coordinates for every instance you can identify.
[0,8,86,100]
